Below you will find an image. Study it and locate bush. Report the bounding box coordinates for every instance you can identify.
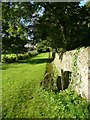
[36,41,50,53]
[17,53,29,60]
[17,54,23,60]
[2,55,17,63]
[2,54,27,63]
[28,50,38,57]
[2,51,38,63]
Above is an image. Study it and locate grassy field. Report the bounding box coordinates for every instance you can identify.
[2,53,89,118]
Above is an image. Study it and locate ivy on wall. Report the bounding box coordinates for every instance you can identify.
[70,48,82,89]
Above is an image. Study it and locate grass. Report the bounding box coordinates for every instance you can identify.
[2,52,90,118]
[2,53,48,118]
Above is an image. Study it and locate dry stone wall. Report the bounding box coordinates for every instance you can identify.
[53,47,90,100]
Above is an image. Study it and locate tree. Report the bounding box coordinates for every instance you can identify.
[36,40,50,53]
[2,2,39,53]
[2,2,90,53]
[35,2,90,51]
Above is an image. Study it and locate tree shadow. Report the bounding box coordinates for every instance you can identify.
[2,56,53,70]
[2,63,19,70]
[17,58,53,64]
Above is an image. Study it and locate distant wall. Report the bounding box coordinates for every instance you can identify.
[54,47,90,100]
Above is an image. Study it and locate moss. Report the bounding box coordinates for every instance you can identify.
[70,48,81,88]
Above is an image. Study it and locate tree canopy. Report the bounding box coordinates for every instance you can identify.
[2,2,39,53]
[2,2,90,53]
[36,2,90,51]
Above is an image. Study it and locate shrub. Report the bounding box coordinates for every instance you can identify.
[23,53,29,59]
[2,51,38,63]
[2,55,17,63]
[17,54,23,60]
[10,56,17,63]
[36,41,50,53]
[17,54,29,60]
[29,50,38,56]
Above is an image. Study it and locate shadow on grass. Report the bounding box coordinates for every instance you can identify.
[2,64,19,70]
[17,58,53,64]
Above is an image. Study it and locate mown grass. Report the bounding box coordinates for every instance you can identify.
[2,53,48,118]
[2,52,90,118]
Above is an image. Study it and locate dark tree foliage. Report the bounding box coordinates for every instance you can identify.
[35,2,90,51]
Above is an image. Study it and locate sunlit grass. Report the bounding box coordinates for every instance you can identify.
[2,53,48,118]
[2,52,89,118]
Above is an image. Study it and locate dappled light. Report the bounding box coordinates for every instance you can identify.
[2,1,90,119]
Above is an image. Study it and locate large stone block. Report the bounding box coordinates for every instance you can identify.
[54,47,90,100]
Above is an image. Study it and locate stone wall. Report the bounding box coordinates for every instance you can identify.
[88,48,90,100]
[53,47,90,100]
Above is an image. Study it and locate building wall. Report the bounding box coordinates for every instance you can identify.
[53,47,90,100]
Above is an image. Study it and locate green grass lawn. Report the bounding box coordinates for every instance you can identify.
[2,53,89,118]
[2,53,49,118]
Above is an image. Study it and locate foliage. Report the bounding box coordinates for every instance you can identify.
[2,54,17,63]
[28,50,38,57]
[2,53,90,118]
[2,2,90,53]
[70,48,81,88]
[36,2,90,51]
[36,87,89,118]
[86,1,90,8]
[2,51,38,63]
[2,2,39,53]
[36,40,50,53]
